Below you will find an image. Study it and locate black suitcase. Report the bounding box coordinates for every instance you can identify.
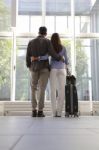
[65,75,78,117]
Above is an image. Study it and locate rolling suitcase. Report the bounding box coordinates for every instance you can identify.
[65,75,78,117]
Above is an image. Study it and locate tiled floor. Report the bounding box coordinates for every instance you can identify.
[0,116,99,150]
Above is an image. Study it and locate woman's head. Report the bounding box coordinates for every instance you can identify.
[51,33,62,53]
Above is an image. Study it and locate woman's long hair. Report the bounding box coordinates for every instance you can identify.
[51,33,62,53]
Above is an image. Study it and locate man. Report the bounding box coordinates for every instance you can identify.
[26,26,63,117]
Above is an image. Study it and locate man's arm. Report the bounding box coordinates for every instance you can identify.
[26,41,31,68]
[47,40,64,61]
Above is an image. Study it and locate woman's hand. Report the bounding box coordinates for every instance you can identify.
[60,56,65,62]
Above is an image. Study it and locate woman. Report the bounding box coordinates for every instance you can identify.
[50,33,69,117]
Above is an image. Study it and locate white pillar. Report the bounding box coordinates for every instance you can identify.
[11,28,16,101]
[11,0,18,27]
[54,16,56,32]
[42,0,46,25]
[11,0,18,101]
[71,0,76,75]
[89,80,93,113]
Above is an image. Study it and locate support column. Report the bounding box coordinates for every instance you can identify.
[42,0,46,25]
[11,0,18,101]
[71,0,76,75]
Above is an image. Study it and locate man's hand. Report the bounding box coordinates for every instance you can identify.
[31,56,39,61]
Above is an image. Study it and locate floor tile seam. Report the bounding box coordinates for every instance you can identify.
[28,127,99,129]
[87,129,99,135]
[0,134,24,136]
[19,133,95,136]
[9,135,24,150]
[26,122,36,129]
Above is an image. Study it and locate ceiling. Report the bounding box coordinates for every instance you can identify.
[5,0,99,16]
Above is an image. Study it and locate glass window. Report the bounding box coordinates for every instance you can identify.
[68,16,72,33]
[31,16,42,34]
[90,39,99,101]
[56,16,68,34]
[75,16,80,34]
[45,16,54,34]
[17,15,29,32]
[0,0,11,31]
[0,37,12,100]
[16,38,32,101]
[81,16,90,33]
[75,39,92,101]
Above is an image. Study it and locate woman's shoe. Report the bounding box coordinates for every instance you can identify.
[53,111,57,117]
[56,115,61,117]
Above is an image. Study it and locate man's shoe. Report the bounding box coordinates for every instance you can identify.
[53,111,57,117]
[37,111,45,117]
[32,110,37,117]
[56,115,61,117]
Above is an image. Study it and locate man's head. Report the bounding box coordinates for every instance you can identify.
[39,26,47,36]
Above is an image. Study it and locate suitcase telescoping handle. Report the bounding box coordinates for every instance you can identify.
[67,68,71,76]
[66,68,71,85]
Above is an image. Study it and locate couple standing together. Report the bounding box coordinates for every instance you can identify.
[26,26,69,117]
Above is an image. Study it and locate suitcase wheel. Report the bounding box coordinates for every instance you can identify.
[74,112,79,117]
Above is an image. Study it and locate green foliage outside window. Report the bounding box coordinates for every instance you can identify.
[62,39,88,87]
[0,0,11,31]
[0,39,12,89]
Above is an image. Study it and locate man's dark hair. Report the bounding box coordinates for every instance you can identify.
[39,26,47,35]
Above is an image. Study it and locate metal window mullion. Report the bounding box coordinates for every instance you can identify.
[88,40,93,112]
[10,35,13,101]
[71,0,76,75]
[95,41,98,100]
[42,0,46,26]
[29,15,31,32]
[54,16,56,32]
[67,16,68,29]
[80,16,81,32]
[10,0,18,101]
[11,28,16,101]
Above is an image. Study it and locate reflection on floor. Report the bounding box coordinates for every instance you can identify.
[0,116,99,150]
